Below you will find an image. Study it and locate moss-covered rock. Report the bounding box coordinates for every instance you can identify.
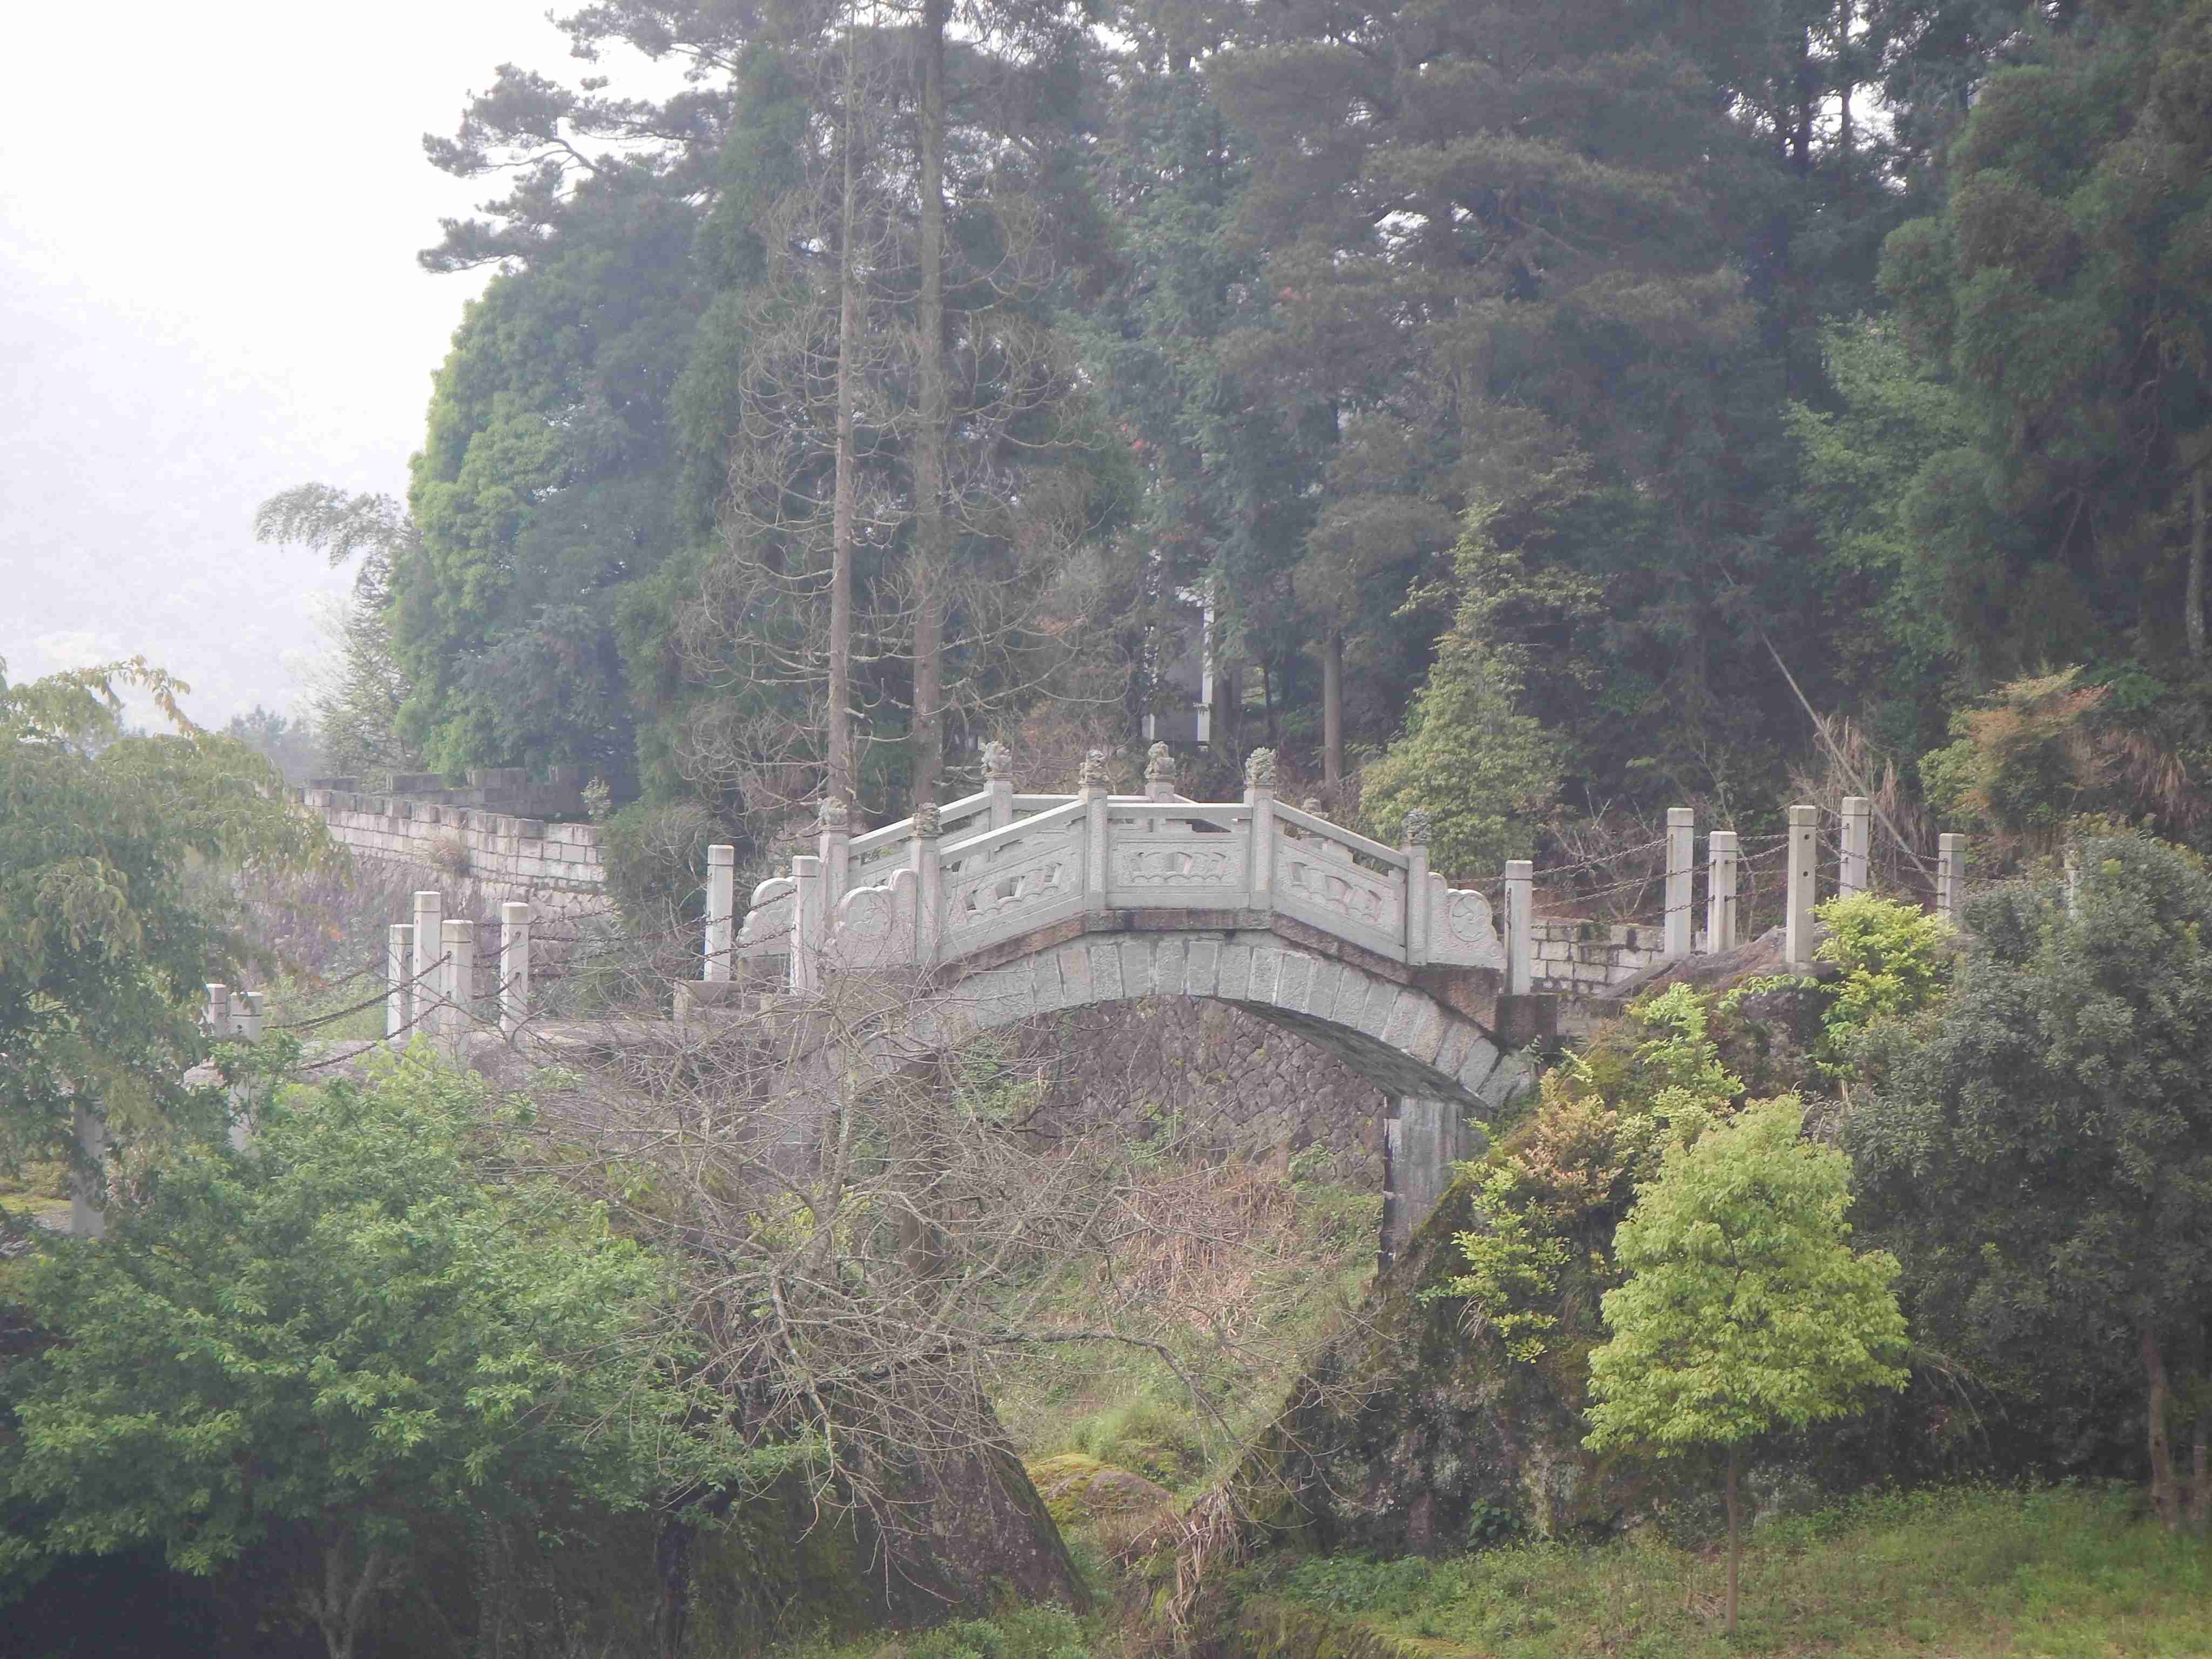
[1235,1177,1648,1559]
[1026,1454,1176,1529]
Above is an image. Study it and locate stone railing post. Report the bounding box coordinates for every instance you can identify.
[1786,804,1818,970]
[1244,748,1276,913]
[205,982,231,1038]
[413,889,444,1028]
[791,854,823,994]
[1664,806,1695,960]
[1840,794,1871,897]
[500,901,531,1038]
[1504,859,1534,996]
[233,990,264,1043]
[983,740,1016,828]
[1706,831,1740,955]
[1937,833,1967,923]
[441,919,475,1062]
[1402,809,1432,966]
[1080,750,1111,913]
[70,1101,109,1239]
[704,844,736,983]
[912,803,944,964]
[1144,740,1177,804]
[387,923,414,1039]
[818,798,851,916]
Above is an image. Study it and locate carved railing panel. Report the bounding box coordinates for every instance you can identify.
[737,876,795,961]
[1102,804,1249,909]
[1420,874,1506,971]
[941,801,1087,954]
[1274,838,1405,957]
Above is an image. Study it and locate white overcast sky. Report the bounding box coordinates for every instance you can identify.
[1,0,667,729]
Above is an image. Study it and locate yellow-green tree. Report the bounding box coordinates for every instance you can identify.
[1585,1095,1908,1635]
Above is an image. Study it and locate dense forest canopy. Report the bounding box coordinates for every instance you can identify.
[339,0,2212,872]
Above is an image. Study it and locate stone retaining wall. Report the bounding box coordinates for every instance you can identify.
[299,786,606,913]
[1526,917,1677,995]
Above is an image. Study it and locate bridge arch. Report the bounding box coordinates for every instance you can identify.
[713,747,1548,1256]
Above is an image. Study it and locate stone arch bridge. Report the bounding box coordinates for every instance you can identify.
[691,745,1550,1258]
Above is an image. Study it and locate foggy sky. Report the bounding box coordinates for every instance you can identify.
[1,1,655,730]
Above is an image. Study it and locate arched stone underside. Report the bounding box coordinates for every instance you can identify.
[787,919,1534,1263]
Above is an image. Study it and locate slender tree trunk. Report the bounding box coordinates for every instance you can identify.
[1837,2,1854,165]
[1793,30,1813,176]
[1323,629,1344,793]
[653,1515,693,1659]
[1261,659,1278,749]
[2188,467,2206,662]
[911,0,949,811]
[1724,1443,1741,1637]
[830,11,862,806]
[2189,1406,2210,1533]
[2143,1325,2181,1532]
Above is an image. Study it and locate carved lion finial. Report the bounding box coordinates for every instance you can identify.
[1403,807,1432,847]
[1243,747,1277,791]
[912,801,941,839]
[1078,748,1111,791]
[1144,740,1176,783]
[981,739,1013,781]
[819,795,851,832]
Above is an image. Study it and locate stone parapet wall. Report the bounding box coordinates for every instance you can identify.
[300,786,605,912]
[304,765,589,821]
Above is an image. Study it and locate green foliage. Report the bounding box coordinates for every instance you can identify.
[1425,987,1744,1365]
[0,1054,731,1657]
[1265,1482,2212,1657]
[597,797,720,929]
[1,658,329,1171]
[1809,892,1957,1073]
[1878,2,2212,685]
[1586,1094,1908,1460]
[1067,1394,1205,1487]
[1849,833,2212,1523]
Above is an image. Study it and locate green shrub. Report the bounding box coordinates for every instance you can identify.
[598,797,720,927]
[1068,1395,1206,1486]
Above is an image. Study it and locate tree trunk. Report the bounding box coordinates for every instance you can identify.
[653,1514,693,1658]
[830,11,862,806]
[307,1537,383,1659]
[2189,1405,2210,1533]
[911,0,949,812]
[1836,1,1854,165]
[1724,1442,1741,1637]
[1793,30,1813,177]
[2188,467,2206,663]
[1323,629,1343,793]
[2143,1324,2181,1532]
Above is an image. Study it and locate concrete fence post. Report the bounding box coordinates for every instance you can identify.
[500,902,531,1038]
[1245,748,1277,914]
[233,990,263,1043]
[1402,810,1432,967]
[1786,804,1819,970]
[440,919,475,1063]
[818,798,851,918]
[70,1101,109,1239]
[1706,831,1740,955]
[1504,859,1534,996]
[1664,806,1695,960]
[413,890,444,1029]
[984,739,1017,826]
[1938,833,1967,923]
[1840,795,1872,897]
[1143,740,1177,805]
[387,923,414,1040]
[1080,750,1111,913]
[911,804,945,965]
[704,844,736,983]
[791,855,823,994]
[204,982,231,1038]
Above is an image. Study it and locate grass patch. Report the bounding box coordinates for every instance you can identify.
[0,1158,70,1228]
[1259,1483,2211,1657]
